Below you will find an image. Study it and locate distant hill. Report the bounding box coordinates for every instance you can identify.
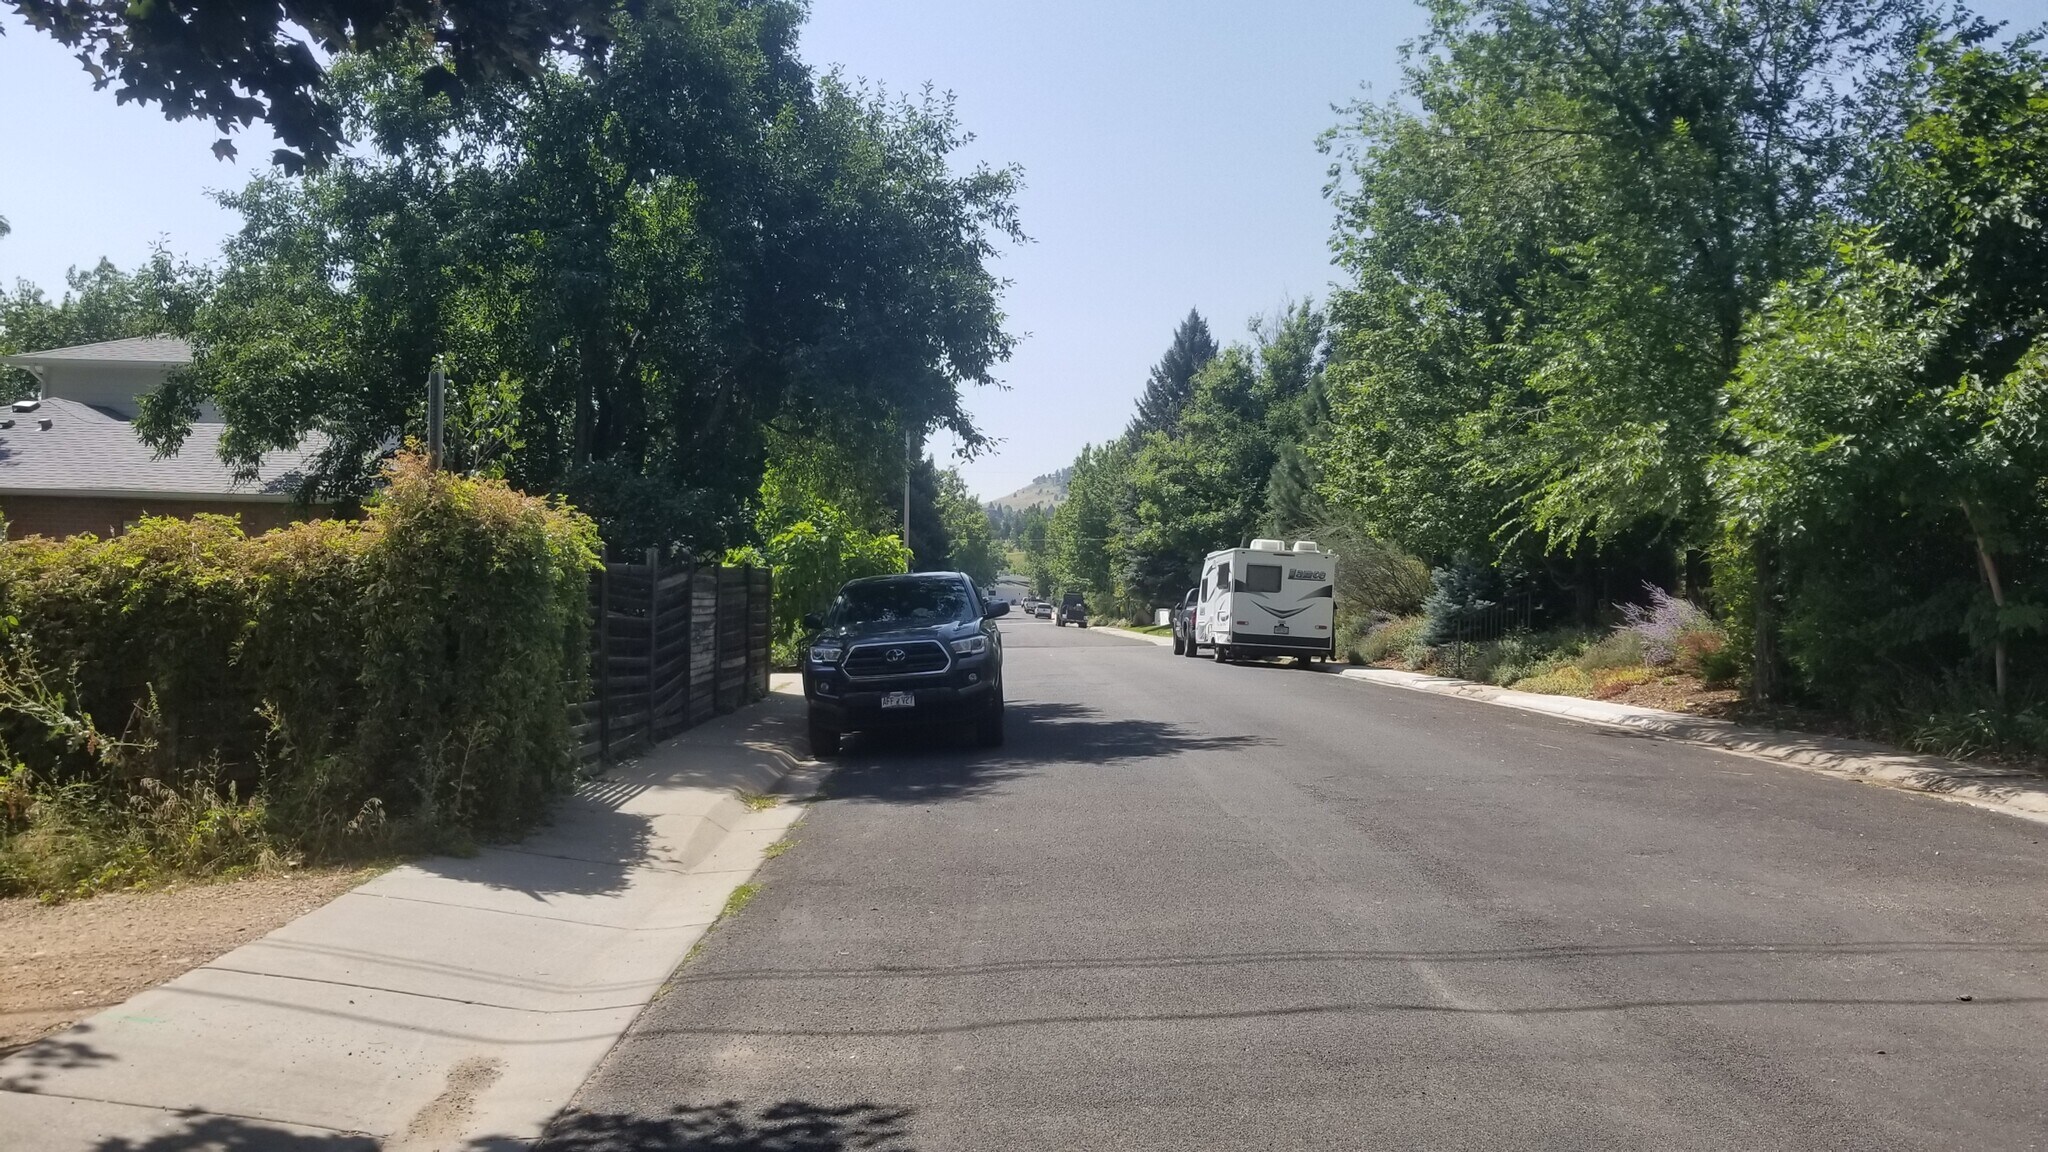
[986,467,1071,513]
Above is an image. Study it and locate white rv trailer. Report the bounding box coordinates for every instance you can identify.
[1190,539,1336,663]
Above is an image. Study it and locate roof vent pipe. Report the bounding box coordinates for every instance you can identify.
[37,417,51,430]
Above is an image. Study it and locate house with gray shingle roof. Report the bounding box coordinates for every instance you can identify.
[0,337,330,539]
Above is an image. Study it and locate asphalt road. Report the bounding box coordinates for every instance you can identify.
[542,616,2048,1151]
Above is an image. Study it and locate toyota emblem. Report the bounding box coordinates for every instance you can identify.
[885,648,906,664]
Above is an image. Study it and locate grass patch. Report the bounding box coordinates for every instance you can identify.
[720,881,762,919]
[737,791,781,812]
[762,837,796,859]
[1126,624,1174,636]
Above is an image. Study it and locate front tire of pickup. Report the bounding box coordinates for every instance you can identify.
[808,716,841,758]
[976,689,1006,747]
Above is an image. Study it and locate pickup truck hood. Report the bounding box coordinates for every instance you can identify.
[818,619,979,645]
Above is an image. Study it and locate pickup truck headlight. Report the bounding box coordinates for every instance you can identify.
[949,635,988,656]
[809,641,845,664]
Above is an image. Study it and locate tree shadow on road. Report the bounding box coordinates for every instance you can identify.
[532,1101,916,1151]
[817,701,1271,805]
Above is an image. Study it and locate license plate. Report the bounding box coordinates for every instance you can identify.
[880,691,916,710]
[1271,622,1289,635]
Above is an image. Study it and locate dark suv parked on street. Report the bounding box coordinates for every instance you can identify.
[1056,591,1089,627]
[801,572,1008,756]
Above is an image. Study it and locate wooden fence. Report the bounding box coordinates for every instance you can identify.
[571,551,772,764]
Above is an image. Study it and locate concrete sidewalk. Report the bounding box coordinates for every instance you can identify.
[1339,666,2048,826]
[0,683,820,1151]
[1103,623,2048,826]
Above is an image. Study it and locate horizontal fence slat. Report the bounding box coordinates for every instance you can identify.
[580,562,769,766]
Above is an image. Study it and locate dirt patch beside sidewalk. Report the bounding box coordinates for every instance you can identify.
[1,868,376,1055]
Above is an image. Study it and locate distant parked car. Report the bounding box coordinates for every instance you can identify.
[1032,600,1052,618]
[800,571,1007,756]
[1171,585,1200,655]
[1057,591,1089,627]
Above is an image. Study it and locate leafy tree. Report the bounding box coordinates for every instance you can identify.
[1122,348,1276,605]
[905,456,951,572]
[4,0,630,171]
[1726,37,2048,704]
[729,504,911,646]
[0,247,212,395]
[140,0,1022,551]
[1125,308,1218,438]
[935,469,1001,587]
[1048,441,1129,605]
[1016,505,1056,596]
[1316,0,1970,694]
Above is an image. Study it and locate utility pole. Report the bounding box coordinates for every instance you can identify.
[427,365,446,469]
[903,425,913,551]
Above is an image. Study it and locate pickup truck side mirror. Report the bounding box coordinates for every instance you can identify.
[984,601,1010,618]
[801,612,824,631]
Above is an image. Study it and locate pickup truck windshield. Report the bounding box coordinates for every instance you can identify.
[831,579,976,627]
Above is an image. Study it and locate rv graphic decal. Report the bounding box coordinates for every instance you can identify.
[1288,568,1328,582]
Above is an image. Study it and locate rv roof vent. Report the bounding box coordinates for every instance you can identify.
[1249,538,1286,552]
[1291,540,1320,553]
[12,399,39,413]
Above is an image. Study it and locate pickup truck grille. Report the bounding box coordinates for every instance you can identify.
[844,640,949,678]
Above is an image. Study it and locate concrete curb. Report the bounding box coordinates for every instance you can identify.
[1336,666,2048,827]
[0,686,825,1152]
[1092,625,1174,647]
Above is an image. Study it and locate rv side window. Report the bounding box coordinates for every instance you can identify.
[1245,563,1283,593]
[1214,562,1230,589]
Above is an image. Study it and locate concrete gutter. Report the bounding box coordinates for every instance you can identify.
[1337,666,2048,827]
[0,681,823,1151]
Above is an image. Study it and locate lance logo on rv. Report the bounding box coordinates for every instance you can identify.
[1288,568,1328,582]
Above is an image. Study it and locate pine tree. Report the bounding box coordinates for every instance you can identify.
[1264,444,1324,536]
[1126,309,1218,438]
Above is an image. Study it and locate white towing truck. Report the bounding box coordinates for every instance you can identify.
[1186,539,1336,664]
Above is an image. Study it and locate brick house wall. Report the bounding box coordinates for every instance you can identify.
[0,494,332,540]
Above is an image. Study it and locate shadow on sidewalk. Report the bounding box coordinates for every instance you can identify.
[78,1101,915,1152]
[0,1024,113,1092]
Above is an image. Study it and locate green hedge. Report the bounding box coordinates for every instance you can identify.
[0,453,599,858]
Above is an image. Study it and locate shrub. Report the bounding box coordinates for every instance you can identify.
[1357,615,1426,664]
[1615,582,1713,666]
[1575,630,1647,673]
[1591,666,1655,700]
[1676,628,1743,686]
[1513,665,1596,697]
[0,452,599,896]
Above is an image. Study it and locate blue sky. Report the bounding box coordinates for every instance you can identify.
[2,1,2039,499]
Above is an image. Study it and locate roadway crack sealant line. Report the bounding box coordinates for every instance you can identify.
[1335,666,2048,827]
